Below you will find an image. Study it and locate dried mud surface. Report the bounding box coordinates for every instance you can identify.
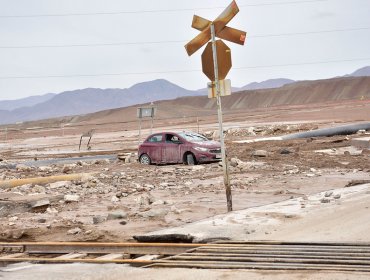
[0,101,369,244]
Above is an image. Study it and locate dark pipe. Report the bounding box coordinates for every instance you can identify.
[281,122,370,140]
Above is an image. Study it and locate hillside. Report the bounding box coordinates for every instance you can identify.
[71,76,370,125]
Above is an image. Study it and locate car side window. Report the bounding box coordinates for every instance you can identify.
[147,134,163,143]
[165,134,181,144]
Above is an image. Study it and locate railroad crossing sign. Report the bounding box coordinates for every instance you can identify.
[184,1,246,212]
[184,0,246,57]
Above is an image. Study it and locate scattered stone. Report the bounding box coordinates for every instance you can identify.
[93,216,106,224]
[46,207,58,214]
[4,229,25,239]
[38,218,47,223]
[61,164,74,173]
[111,196,120,203]
[64,194,80,202]
[32,185,46,193]
[333,194,341,199]
[49,181,71,189]
[8,216,18,222]
[119,220,127,225]
[151,200,165,206]
[320,198,331,203]
[67,227,82,235]
[345,180,370,188]
[324,191,333,197]
[139,209,168,218]
[16,164,32,172]
[38,166,53,172]
[107,211,127,220]
[280,148,295,154]
[31,199,50,211]
[135,194,155,206]
[252,150,268,157]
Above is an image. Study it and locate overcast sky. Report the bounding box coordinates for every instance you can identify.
[0,0,369,100]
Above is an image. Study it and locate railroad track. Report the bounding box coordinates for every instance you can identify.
[1,241,370,272]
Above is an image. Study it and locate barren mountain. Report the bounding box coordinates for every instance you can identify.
[1,66,370,126]
[348,66,370,77]
[0,93,55,111]
[71,76,370,125]
[0,79,202,125]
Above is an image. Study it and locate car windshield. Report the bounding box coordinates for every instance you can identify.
[179,132,208,142]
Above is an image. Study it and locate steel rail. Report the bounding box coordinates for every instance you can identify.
[1,241,370,272]
[0,242,205,255]
[147,261,370,272]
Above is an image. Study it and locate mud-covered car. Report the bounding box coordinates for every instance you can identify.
[138,131,221,165]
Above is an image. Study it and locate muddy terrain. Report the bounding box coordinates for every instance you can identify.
[0,101,369,243]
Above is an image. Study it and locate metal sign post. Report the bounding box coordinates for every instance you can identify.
[137,106,157,144]
[185,0,246,212]
[210,24,232,212]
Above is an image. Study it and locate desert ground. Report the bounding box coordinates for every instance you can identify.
[0,99,369,279]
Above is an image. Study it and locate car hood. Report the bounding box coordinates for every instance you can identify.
[194,141,221,148]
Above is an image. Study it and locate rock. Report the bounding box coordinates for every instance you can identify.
[111,196,120,203]
[49,181,71,189]
[107,211,127,220]
[135,194,155,206]
[119,220,127,225]
[16,164,32,172]
[46,207,58,214]
[67,227,82,235]
[115,192,123,198]
[333,194,341,199]
[252,150,268,157]
[32,185,46,193]
[8,216,18,222]
[320,198,331,203]
[151,200,165,206]
[230,157,246,167]
[93,216,106,224]
[38,166,53,172]
[280,148,295,154]
[4,229,25,239]
[31,199,50,210]
[124,153,137,163]
[139,209,168,218]
[64,194,80,202]
[38,218,47,223]
[324,191,333,197]
[61,164,74,173]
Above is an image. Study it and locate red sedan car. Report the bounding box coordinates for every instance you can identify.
[138,131,221,165]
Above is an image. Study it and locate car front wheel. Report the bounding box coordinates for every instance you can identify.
[139,154,151,165]
[186,153,196,165]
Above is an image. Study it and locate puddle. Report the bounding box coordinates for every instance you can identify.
[9,155,117,168]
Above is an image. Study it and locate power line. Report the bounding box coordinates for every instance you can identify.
[1,57,369,80]
[1,27,368,49]
[0,0,327,18]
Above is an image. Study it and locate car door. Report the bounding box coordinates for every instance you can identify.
[162,133,182,163]
[144,133,163,164]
